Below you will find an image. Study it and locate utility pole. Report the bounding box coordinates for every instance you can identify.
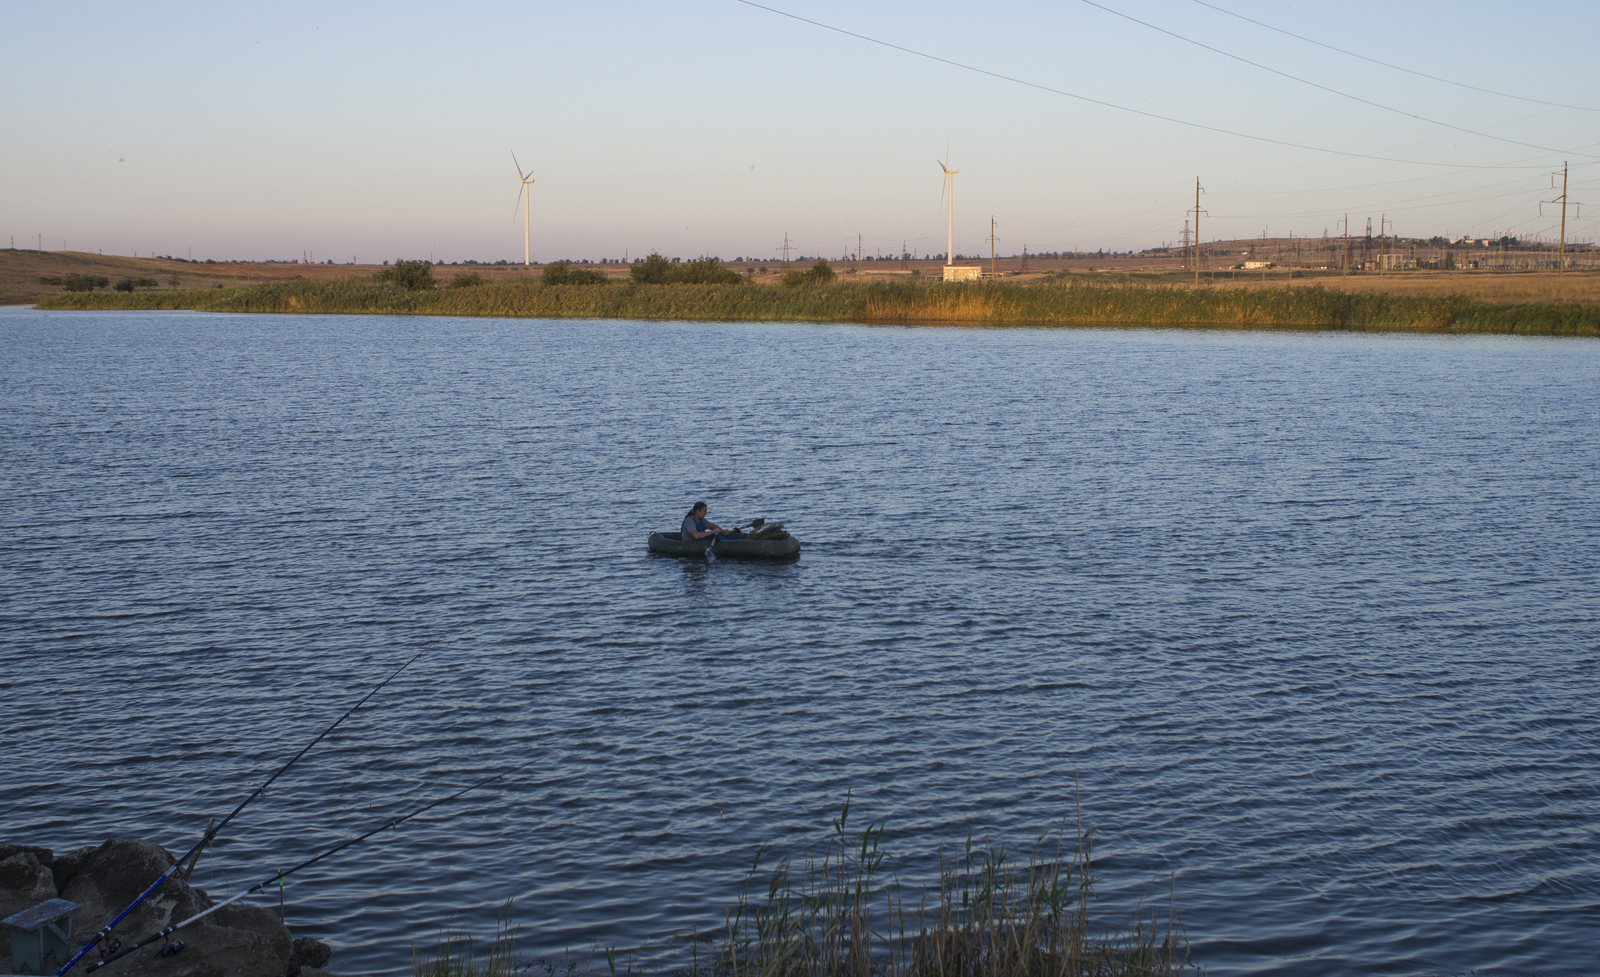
[857,233,862,273]
[1342,216,1351,275]
[1542,161,1577,273]
[1189,179,1207,287]
[1021,244,1029,273]
[781,233,793,268]
[987,216,998,276]
[1560,162,1568,273]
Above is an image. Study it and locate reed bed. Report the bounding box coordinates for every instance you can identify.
[414,901,524,977]
[713,798,1191,977]
[411,800,1191,977]
[38,276,1600,335]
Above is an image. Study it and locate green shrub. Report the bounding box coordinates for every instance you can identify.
[113,277,158,292]
[450,272,486,288]
[40,273,110,291]
[670,255,743,285]
[783,259,837,288]
[629,252,672,284]
[373,259,435,290]
[541,261,608,286]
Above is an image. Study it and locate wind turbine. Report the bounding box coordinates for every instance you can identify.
[511,151,535,266]
[938,157,959,266]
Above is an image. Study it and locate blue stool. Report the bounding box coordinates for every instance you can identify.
[3,898,79,974]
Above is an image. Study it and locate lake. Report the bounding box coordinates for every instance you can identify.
[2,307,1596,976]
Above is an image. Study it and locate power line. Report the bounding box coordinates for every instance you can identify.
[731,0,1542,170]
[1080,0,1600,161]
[1188,0,1600,114]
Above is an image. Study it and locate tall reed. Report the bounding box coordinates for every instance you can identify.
[40,274,1597,336]
[414,900,523,977]
[716,796,1192,977]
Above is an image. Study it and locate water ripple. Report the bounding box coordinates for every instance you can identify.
[2,309,1597,976]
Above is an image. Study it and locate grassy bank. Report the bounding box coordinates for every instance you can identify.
[414,800,1191,977]
[36,276,1600,335]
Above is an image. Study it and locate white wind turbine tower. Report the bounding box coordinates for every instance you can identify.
[512,151,535,266]
[938,157,959,266]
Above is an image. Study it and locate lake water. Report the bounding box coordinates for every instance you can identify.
[2,307,1596,977]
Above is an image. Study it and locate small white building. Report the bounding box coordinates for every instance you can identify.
[943,265,982,282]
[1243,261,1273,270]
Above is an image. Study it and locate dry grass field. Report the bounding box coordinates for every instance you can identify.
[0,249,563,305]
[10,247,1600,308]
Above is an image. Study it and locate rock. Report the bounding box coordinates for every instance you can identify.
[0,844,54,868]
[0,838,334,977]
[0,850,60,970]
[51,845,96,893]
[61,838,196,948]
[291,936,333,971]
[0,851,58,916]
[59,838,294,977]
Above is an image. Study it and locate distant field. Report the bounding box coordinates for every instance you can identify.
[0,249,555,305]
[9,248,1600,308]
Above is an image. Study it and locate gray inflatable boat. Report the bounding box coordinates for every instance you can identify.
[647,531,801,561]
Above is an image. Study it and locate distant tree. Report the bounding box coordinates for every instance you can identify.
[542,260,608,285]
[373,259,434,290]
[630,252,673,284]
[450,272,486,288]
[113,277,158,292]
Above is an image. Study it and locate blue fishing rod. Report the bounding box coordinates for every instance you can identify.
[57,630,454,976]
[82,764,526,972]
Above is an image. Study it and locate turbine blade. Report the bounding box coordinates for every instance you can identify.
[511,150,524,178]
[937,159,948,173]
[511,183,525,222]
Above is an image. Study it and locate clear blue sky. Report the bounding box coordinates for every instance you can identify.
[4,0,1597,262]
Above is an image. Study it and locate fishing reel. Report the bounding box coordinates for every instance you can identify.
[96,937,122,958]
[155,937,186,958]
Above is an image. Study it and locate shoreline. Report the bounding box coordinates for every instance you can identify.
[32,277,1600,336]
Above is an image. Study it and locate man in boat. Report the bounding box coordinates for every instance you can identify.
[682,501,741,541]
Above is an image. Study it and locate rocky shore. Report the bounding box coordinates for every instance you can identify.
[1,841,337,977]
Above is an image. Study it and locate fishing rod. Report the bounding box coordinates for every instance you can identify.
[83,764,524,972]
[58,629,455,976]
